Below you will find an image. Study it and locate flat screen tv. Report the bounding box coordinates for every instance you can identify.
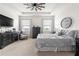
[0,14,13,27]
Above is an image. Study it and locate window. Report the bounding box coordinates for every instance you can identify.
[43,19,52,33]
[20,19,31,37]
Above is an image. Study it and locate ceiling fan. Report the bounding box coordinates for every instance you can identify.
[24,3,45,11]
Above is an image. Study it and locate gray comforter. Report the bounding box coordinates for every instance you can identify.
[36,34,75,51]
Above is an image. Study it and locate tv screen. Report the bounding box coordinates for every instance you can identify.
[0,14,13,27]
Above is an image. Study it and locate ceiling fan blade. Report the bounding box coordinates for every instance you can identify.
[38,3,45,5]
[38,6,45,8]
[26,6,31,9]
[35,7,37,11]
[37,7,42,10]
[24,3,30,6]
[31,6,34,10]
[24,3,33,7]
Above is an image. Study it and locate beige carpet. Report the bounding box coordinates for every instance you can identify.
[0,38,75,56]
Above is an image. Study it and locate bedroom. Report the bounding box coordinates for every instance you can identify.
[0,3,79,56]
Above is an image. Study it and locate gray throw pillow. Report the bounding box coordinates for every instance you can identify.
[66,31,76,38]
[58,30,67,36]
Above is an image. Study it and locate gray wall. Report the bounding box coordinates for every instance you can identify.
[53,4,79,30]
[19,16,54,37]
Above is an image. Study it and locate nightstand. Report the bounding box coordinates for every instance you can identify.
[75,38,79,56]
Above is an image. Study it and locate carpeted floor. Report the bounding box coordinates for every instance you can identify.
[0,38,75,56]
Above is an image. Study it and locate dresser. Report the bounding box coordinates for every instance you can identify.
[0,32,19,49]
[75,38,79,56]
[32,26,40,38]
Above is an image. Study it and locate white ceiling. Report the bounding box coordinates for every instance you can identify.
[0,3,57,13]
[0,3,79,15]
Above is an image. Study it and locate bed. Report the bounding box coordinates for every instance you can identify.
[36,33,76,51]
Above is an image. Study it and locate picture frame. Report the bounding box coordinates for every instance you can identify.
[61,17,72,28]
